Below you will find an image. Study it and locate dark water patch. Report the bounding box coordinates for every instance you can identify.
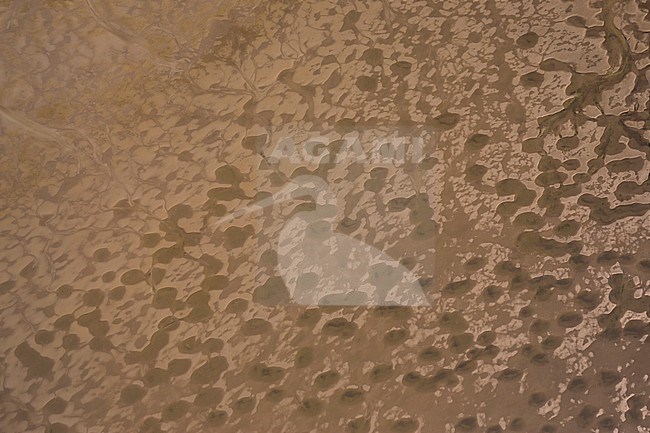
[528,391,548,407]
[556,135,579,151]
[509,417,526,431]
[520,71,544,87]
[448,333,473,353]
[242,318,272,336]
[369,363,393,382]
[465,133,490,151]
[322,317,357,338]
[463,256,486,272]
[297,397,323,417]
[121,269,146,285]
[296,308,321,327]
[120,384,146,405]
[35,329,55,345]
[190,357,228,384]
[497,368,522,381]
[43,397,67,414]
[517,31,539,48]
[578,193,650,224]
[429,112,460,130]
[442,279,475,297]
[390,418,419,432]
[214,165,243,184]
[205,410,228,427]
[15,342,54,378]
[454,359,477,374]
[516,231,582,257]
[161,400,189,422]
[567,376,588,392]
[465,164,488,184]
[348,416,371,432]
[418,346,443,363]
[529,318,551,334]
[231,396,256,414]
[339,387,364,405]
[193,387,224,407]
[314,370,340,389]
[384,328,408,345]
[248,362,285,382]
[554,219,580,236]
[476,331,496,346]
[576,404,598,427]
[166,358,191,376]
[598,369,623,386]
[522,137,544,153]
[253,276,290,306]
[541,335,563,350]
[265,388,286,403]
[439,311,469,332]
[294,347,314,368]
[482,285,503,302]
[402,371,422,387]
[456,416,477,431]
[556,311,583,328]
[61,334,80,351]
[575,290,601,310]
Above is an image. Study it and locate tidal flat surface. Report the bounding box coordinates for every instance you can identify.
[0,0,649,432]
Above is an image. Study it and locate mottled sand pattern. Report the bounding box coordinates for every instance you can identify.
[1,0,650,432]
